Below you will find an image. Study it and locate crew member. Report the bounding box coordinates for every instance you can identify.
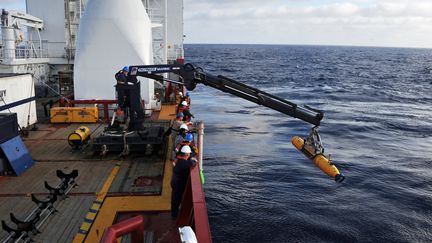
[175,124,189,146]
[172,112,185,131]
[171,145,197,218]
[175,133,199,157]
[172,124,189,160]
[115,66,129,84]
[177,92,184,104]
[185,91,191,105]
[177,100,188,114]
[114,66,130,115]
[114,66,143,131]
[171,113,185,159]
[182,102,194,122]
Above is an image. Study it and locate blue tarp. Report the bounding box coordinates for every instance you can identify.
[0,136,34,176]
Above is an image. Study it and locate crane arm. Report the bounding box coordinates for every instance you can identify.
[1,9,44,29]
[191,70,323,126]
[129,63,323,126]
[126,63,344,182]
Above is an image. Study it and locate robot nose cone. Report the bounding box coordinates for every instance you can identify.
[335,174,345,183]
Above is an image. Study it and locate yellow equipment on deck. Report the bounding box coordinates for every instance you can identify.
[50,107,99,123]
[292,136,344,182]
[68,126,91,148]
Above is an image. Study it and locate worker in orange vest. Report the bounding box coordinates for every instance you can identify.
[175,133,198,157]
[179,101,194,122]
[177,100,187,113]
[172,124,189,161]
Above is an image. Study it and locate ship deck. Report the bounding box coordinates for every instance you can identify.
[0,102,181,242]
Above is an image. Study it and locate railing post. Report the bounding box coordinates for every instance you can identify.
[103,104,109,122]
[197,122,204,172]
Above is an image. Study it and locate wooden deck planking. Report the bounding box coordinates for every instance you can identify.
[109,155,165,194]
[0,104,178,242]
[34,196,95,242]
[27,139,119,162]
[0,159,117,241]
[0,161,117,194]
[0,197,41,239]
[0,196,95,242]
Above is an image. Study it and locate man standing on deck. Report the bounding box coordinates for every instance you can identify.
[171,145,197,218]
[115,66,129,84]
[175,133,198,157]
[172,112,185,131]
[179,101,194,122]
[172,123,189,161]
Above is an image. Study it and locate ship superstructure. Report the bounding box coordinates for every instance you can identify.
[0,0,184,97]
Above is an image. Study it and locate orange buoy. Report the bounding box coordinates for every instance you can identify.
[292,136,345,182]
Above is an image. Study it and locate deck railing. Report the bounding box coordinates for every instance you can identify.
[176,121,212,243]
[100,216,145,243]
[0,47,48,60]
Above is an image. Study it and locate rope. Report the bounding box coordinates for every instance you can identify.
[26,76,35,128]
[32,74,72,104]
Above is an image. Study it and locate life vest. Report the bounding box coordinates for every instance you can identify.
[175,141,189,153]
[176,153,190,161]
[177,105,185,113]
[172,153,189,167]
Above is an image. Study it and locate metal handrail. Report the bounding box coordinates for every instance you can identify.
[0,48,48,60]
[100,216,145,243]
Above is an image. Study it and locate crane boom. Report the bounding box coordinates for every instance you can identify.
[127,63,345,182]
[129,63,323,126]
[1,9,44,29]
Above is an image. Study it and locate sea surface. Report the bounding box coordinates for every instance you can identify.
[184,44,432,243]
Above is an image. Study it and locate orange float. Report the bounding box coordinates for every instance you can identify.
[292,136,345,182]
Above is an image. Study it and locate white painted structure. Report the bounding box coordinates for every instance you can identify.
[144,0,184,64]
[24,0,183,67]
[0,74,37,129]
[0,9,50,83]
[1,0,183,105]
[26,0,87,65]
[73,0,154,106]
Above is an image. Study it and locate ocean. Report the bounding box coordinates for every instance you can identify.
[184,44,432,242]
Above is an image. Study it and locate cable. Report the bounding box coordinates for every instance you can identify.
[32,74,72,104]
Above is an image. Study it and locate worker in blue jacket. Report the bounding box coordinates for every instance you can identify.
[171,145,197,218]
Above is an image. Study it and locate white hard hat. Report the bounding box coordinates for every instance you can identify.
[179,92,183,96]
[181,101,188,106]
[179,124,188,130]
[181,145,192,154]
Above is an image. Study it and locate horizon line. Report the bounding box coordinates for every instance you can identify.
[183,43,432,50]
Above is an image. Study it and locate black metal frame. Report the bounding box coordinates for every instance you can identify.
[1,170,78,242]
[129,63,323,126]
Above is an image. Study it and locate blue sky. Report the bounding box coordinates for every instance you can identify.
[2,0,432,48]
[1,0,26,11]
